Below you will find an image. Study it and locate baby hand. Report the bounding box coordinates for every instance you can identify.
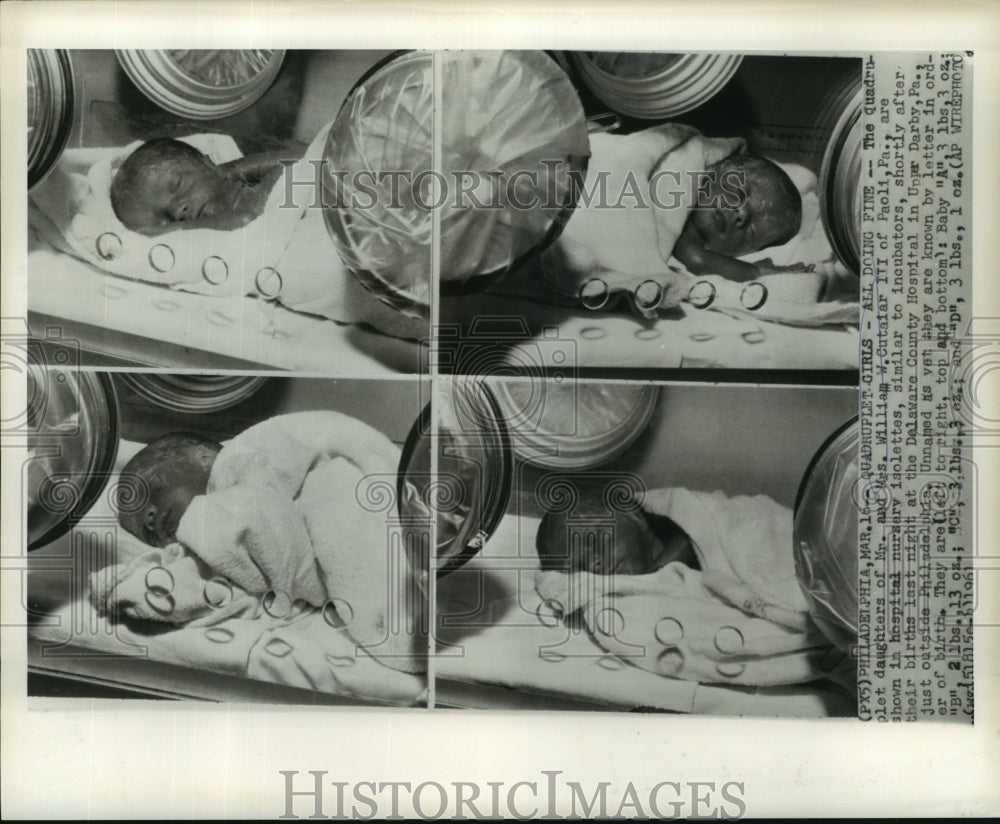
[754,258,816,276]
[535,569,572,613]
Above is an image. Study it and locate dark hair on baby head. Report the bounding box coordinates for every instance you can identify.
[534,477,648,572]
[110,138,207,229]
[721,155,803,247]
[116,431,222,530]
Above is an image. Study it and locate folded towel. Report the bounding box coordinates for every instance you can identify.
[91,412,427,674]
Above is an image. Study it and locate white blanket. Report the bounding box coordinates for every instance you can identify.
[486,122,857,324]
[90,413,427,676]
[435,488,855,716]
[537,123,746,300]
[534,489,847,688]
[28,441,424,704]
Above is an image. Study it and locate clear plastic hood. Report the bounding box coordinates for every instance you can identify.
[26,367,119,550]
[793,417,860,653]
[116,49,286,120]
[27,49,74,189]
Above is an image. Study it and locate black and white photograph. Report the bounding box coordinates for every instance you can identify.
[433,378,859,716]
[23,370,430,706]
[27,49,432,373]
[2,0,995,819]
[438,51,862,375]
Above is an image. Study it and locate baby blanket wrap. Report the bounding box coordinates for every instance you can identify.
[541,123,746,290]
[535,488,847,688]
[85,412,426,700]
[434,486,854,715]
[532,122,859,326]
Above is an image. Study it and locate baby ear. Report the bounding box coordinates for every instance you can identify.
[193,444,218,470]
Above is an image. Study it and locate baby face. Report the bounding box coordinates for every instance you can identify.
[141,477,203,547]
[689,161,798,256]
[134,454,213,547]
[118,153,238,231]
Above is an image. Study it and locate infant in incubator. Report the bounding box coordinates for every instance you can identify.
[671,155,803,283]
[512,127,812,317]
[116,431,221,547]
[535,484,699,576]
[110,137,287,235]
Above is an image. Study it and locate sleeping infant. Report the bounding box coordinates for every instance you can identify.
[535,482,700,576]
[110,137,287,235]
[101,415,427,678]
[116,431,221,547]
[672,154,802,283]
[531,479,849,689]
[520,123,810,317]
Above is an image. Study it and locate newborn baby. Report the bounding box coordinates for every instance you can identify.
[535,482,699,576]
[117,432,222,547]
[506,126,808,318]
[110,137,286,235]
[673,154,803,283]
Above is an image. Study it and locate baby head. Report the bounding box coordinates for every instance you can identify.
[535,481,695,576]
[110,138,236,232]
[689,155,802,257]
[117,432,222,547]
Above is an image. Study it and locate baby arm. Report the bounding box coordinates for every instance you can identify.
[135,210,258,235]
[221,151,291,187]
[673,223,761,283]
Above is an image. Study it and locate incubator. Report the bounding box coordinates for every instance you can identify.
[431,381,861,716]
[794,417,860,654]
[24,370,430,705]
[26,49,432,374]
[439,53,865,373]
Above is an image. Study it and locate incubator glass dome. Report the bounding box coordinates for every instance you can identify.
[438,50,591,292]
[793,417,859,653]
[116,49,286,120]
[117,374,267,414]
[27,49,75,190]
[323,50,591,316]
[322,51,435,318]
[490,379,659,469]
[571,52,744,120]
[26,368,119,551]
[819,83,863,275]
[399,380,514,578]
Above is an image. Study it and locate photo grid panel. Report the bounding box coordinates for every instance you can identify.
[27,49,433,374]
[436,51,862,378]
[22,48,443,706]
[22,368,433,705]
[18,49,893,717]
[431,376,860,716]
